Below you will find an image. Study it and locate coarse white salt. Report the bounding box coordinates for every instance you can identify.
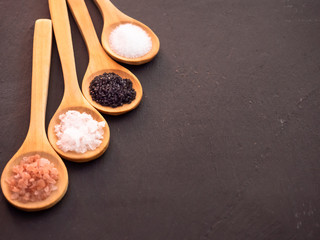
[109,23,152,58]
[54,110,105,153]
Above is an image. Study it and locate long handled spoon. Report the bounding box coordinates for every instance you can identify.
[48,0,110,162]
[67,0,142,115]
[1,20,68,211]
[94,0,160,65]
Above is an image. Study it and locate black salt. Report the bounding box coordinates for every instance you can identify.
[89,72,136,108]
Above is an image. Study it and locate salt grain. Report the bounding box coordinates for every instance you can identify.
[109,23,152,58]
[54,110,105,153]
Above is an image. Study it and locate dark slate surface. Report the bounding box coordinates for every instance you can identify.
[0,0,320,239]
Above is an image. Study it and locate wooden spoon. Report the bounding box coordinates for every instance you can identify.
[48,0,110,162]
[67,0,143,115]
[93,0,160,65]
[0,19,68,211]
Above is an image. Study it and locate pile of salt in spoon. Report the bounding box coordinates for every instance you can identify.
[92,0,160,65]
[89,72,136,108]
[109,23,152,59]
[6,155,59,202]
[54,110,106,153]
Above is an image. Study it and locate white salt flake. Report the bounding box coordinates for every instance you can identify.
[109,23,152,58]
[54,110,105,153]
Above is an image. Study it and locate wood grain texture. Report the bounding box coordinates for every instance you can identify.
[0,19,68,211]
[67,0,143,115]
[93,0,160,65]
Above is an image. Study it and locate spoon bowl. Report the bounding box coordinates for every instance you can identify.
[67,0,143,115]
[82,64,143,116]
[48,103,110,162]
[94,0,160,65]
[48,0,110,162]
[100,20,160,65]
[0,19,68,211]
[1,150,68,211]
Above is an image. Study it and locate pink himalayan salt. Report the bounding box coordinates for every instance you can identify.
[6,154,59,202]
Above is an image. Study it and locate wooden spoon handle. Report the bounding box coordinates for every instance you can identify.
[28,19,52,138]
[48,0,82,98]
[67,0,107,59]
[94,0,125,25]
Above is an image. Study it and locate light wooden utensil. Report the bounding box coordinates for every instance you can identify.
[93,0,160,65]
[67,0,143,115]
[0,19,68,211]
[48,0,110,162]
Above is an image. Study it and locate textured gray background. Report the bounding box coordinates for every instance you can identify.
[0,0,320,239]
